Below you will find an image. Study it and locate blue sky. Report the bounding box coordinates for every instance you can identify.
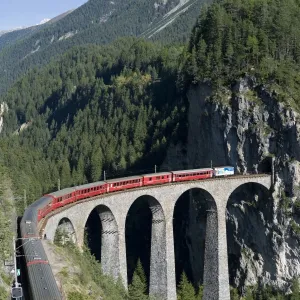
[0,0,88,31]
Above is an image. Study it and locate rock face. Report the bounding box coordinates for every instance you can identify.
[0,102,8,133]
[164,77,300,290]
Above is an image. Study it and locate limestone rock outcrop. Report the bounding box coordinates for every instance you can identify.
[164,77,300,290]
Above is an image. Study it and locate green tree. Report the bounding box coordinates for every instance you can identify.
[135,259,147,287]
[196,285,203,300]
[291,278,300,300]
[177,272,196,300]
[128,273,148,300]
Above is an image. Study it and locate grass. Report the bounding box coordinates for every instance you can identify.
[51,242,127,300]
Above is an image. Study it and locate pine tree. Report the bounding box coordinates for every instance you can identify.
[196,285,203,300]
[230,287,239,300]
[135,259,147,287]
[244,287,254,300]
[115,276,128,300]
[60,158,71,189]
[290,278,300,300]
[177,272,196,300]
[128,272,148,300]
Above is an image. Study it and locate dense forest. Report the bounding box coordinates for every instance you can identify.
[0,0,210,96]
[0,38,187,204]
[183,0,300,108]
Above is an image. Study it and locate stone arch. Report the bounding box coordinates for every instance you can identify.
[54,217,77,245]
[226,182,274,291]
[85,205,119,280]
[173,187,218,298]
[125,194,167,299]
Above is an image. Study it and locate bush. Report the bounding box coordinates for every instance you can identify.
[0,286,8,300]
[67,291,85,300]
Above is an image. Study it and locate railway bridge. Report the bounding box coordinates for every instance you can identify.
[42,174,272,300]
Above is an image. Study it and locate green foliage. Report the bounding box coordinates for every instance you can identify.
[128,272,148,300]
[177,272,196,300]
[0,285,9,300]
[68,291,86,300]
[290,278,300,300]
[0,38,186,203]
[0,166,13,262]
[231,283,299,299]
[57,243,127,300]
[128,259,148,300]
[182,0,300,108]
[291,220,300,239]
[196,285,203,300]
[135,259,147,288]
[230,287,239,300]
[0,0,210,96]
[280,191,293,216]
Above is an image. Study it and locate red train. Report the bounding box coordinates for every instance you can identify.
[38,167,234,221]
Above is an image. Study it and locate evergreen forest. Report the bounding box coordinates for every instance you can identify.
[0,0,210,96]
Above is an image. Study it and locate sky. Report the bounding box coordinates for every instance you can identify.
[0,0,88,31]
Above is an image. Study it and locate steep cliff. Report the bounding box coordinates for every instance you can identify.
[164,78,300,290]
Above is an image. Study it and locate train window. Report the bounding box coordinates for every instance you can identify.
[149,178,152,181]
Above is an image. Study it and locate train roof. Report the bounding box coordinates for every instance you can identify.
[172,168,213,174]
[76,181,106,189]
[106,175,142,183]
[48,187,75,198]
[143,172,172,177]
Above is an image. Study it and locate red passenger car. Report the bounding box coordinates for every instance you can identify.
[75,181,107,200]
[49,188,76,210]
[143,172,172,186]
[106,176,143,192]
[172,168,213,182]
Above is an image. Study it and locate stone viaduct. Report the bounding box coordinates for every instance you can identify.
[43,174,272,300]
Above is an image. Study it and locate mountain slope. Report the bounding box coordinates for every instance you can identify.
[0,10,73,51]
[0,0,210,96]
